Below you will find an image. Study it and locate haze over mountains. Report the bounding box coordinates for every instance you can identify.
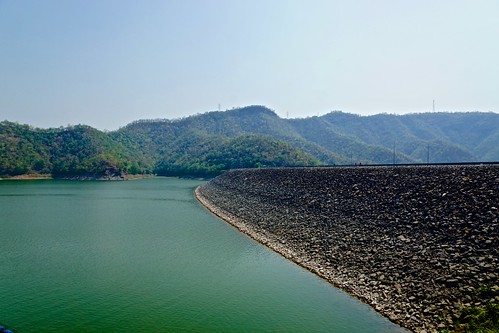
[1,105,498,177]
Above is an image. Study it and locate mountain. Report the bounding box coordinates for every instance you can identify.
[1,106,498,178]
[118,105,497,165]
[309,111,495,163]
[111,107,322,176]
[0,122,147,178]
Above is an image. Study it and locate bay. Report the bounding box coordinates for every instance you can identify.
[0,178,407,332]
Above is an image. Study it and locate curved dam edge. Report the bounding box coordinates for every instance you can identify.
[194,185,401,329]
[195,185,346,289]
[195,165,498,333]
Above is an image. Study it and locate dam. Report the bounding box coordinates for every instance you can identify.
[196,165,499,332]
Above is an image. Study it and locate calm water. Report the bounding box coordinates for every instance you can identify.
[0,178,407,332]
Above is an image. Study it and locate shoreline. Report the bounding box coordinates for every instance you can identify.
[194,166,498,333]
[194,186,404,329]
[0,174,53,180]
[0,173,156,181]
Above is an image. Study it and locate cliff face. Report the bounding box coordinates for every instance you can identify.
[196,165,499,333]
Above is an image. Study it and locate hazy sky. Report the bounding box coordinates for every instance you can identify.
[1,0,498,130]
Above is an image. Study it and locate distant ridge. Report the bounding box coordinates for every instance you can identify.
[1,105,498,177]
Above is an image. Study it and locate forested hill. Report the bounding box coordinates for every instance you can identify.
[290,110,499,164]
[1,105,498,178]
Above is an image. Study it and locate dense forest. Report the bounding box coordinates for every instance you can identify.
[1,105,498,178]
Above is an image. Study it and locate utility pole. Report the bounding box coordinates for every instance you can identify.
[427,143,430,164]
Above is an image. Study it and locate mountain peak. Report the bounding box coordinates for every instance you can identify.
[227,105,278,118]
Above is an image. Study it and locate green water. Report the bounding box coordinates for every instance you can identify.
[0,178,407,332]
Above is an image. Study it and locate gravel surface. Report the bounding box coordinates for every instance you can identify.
[196,165,499,333]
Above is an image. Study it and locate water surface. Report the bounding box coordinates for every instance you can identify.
[0,178,407,332]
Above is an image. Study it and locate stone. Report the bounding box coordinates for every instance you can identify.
[196,165,499,333]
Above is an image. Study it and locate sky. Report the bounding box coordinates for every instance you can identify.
[1,0,498,130]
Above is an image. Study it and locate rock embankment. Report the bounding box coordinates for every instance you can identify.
[195,165,498,333]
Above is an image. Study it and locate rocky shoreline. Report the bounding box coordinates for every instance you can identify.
[195,165,498,333]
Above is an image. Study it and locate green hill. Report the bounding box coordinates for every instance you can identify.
[0,122,146,178]
[311,111,497,163]
[1,106,498,178]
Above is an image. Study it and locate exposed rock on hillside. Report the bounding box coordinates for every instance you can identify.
[196,165,499,333]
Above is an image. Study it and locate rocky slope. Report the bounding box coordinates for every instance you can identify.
[195,165,499,333]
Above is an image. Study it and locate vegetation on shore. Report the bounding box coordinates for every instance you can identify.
[1,117,318,178]
[452,303,499,333]
[449,286,499,333]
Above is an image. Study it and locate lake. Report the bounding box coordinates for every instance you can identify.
[0,178,407,332]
